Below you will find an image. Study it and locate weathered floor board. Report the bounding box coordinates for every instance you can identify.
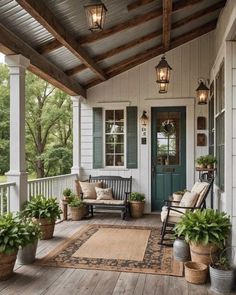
[0,213,235,295]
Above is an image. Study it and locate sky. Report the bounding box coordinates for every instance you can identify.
[0,53,5,63]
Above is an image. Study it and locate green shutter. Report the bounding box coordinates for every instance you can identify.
[126,106,138,168]
[93,108,103,168]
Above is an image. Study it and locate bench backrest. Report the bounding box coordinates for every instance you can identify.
[89,175,132,200]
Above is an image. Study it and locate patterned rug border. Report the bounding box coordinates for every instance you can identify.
[36,224,183,277]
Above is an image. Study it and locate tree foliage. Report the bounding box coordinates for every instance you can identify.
[0,64,72,178]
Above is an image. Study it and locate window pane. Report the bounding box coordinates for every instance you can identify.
[105,109,124,167]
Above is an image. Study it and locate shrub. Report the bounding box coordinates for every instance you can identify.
[129,192,145,202]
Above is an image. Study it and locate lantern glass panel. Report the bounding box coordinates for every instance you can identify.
[197,89,208,104]
[159,82,168,93]
[84,3,107,32]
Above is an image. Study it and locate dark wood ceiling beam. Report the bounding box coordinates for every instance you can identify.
[65,30,162,76]
[65,1,225,77]
[0,23,86,97]
[163,0,172,51]
[127,0,155,11]
[36,0,206,55]
[85,19,217,89]
[15,0,106,81]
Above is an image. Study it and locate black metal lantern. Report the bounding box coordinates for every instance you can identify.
[140,111,148,126]
[155,56,172,84]
[196,79,209,105]
[84,0,107,32]
[159,82,168,94]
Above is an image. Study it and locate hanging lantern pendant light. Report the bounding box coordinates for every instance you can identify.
[84,0,107,32]
[155,56,172,84]
[196,79,209,105]
[159,82,168,94]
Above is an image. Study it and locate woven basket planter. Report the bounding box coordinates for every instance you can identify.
[129,201,145,218]
[70,206,85,221]
[36,218,55,240]
[0,251,17,281]
[185,261,208,284]
[190,243,219,265]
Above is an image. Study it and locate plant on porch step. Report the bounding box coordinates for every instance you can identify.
[196,155,217,169]
[129,192,145,218]
[23,196,62,240]
[68,196,86,221]
[174,209,231,265]
[0,213,32,280]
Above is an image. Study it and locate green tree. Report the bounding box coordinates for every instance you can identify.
[0,64,10,174]
[25,72,72,178]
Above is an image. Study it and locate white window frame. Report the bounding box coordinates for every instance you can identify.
[103,107,126,169]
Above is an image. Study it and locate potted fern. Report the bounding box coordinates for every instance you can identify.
[23,196,62,240]
[68,196,85,221]
[129,192,145,218]
[17,217,41,264]
[0,214,30,280]
[174,209,231,265]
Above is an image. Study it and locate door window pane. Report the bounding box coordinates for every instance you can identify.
[156,112,180,165]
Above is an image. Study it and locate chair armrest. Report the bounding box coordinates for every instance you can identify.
[167,204,196,210]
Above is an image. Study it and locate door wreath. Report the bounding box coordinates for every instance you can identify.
[160,120,175,137]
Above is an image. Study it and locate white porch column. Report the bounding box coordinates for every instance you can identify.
[5,54,30,212]
[71,95,83,176]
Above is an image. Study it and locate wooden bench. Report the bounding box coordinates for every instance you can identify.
[80,175,132,220]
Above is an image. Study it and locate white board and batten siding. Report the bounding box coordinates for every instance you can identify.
[80,32,214,213]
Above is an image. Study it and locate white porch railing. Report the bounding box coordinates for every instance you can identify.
[0,182,16,214]
[27,173,79,203]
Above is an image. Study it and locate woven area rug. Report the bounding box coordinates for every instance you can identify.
[36,224,183,276]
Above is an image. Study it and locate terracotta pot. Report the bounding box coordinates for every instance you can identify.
[0,251,17,281]
[207,164,213,169]
[36,218,55,240]
[130,201,145,218]
[190,242,219,265]
[172,193,183,202]
[70,206,85,221]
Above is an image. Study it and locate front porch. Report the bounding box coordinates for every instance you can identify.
[0,214,212,295]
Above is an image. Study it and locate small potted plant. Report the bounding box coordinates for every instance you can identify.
[17,217,41,265]
[174,209,231,265]
[0,213,29,280]
[209,248,235,294]
[68,196,85,221]
[129,192,145,218]
[63,188,72,201]
[196,156,207,169]
[205,154,217,169]
[23,195,62,240]
[172,190,186,202]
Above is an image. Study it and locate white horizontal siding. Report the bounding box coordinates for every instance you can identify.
[80,32,214,212]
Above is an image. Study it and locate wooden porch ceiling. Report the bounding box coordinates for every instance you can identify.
[0,0,226,96]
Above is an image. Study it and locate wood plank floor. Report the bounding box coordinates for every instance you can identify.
[0,213,235,295]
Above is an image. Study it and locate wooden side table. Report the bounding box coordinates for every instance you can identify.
[61,199,68,220]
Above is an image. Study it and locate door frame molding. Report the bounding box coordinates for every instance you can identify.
[145,98,195,212]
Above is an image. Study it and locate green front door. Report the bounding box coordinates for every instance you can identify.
[151,107,186,211]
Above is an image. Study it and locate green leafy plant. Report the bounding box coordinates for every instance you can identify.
[196,155,207,166]
[211,248,234,270]
[129,192,145,202]
[174,190,188,196]
[68,196,84,208]
[0,213,32,254]
[20,217,42,246]
[205,155,217,166]
[23,195,62,221]
[63,188,72,197]
[174,209,231,248]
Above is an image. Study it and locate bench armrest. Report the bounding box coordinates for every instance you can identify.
[124,192,131,203]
